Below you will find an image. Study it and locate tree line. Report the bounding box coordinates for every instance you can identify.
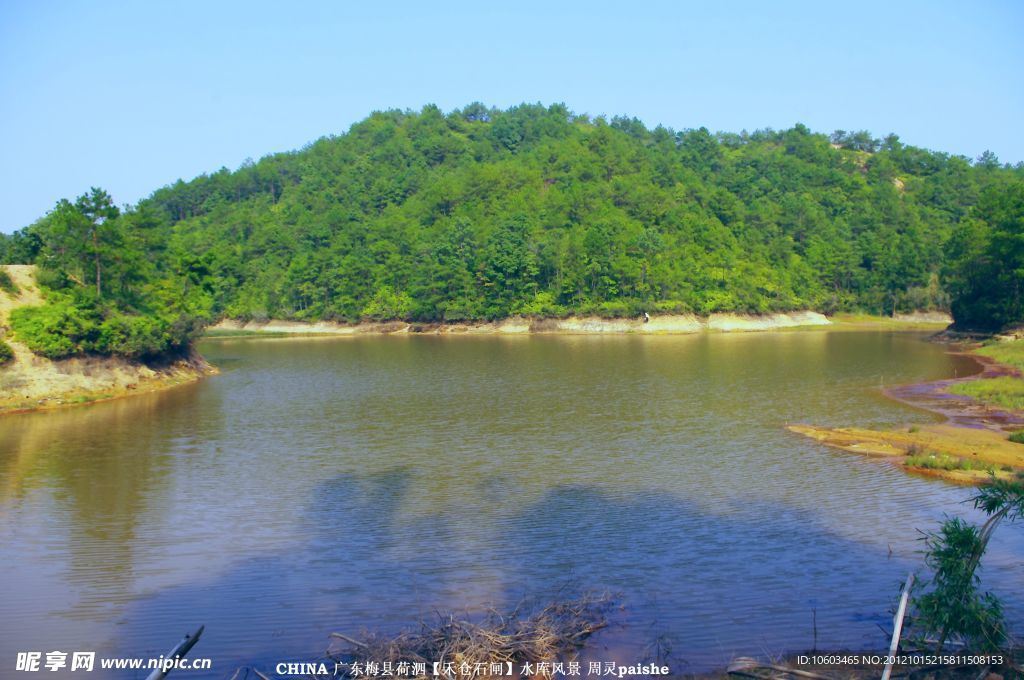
[2,103,1022,358]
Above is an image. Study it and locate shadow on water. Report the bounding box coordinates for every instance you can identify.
[4,334,1023,679]
[105,468,954,679]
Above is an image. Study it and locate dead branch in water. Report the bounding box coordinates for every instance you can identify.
[328,594,615,674]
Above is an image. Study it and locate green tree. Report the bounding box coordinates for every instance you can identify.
[946,182,1024,330]
[75,187,121,298]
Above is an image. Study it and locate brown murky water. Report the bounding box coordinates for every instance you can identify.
[1,332,1021,677]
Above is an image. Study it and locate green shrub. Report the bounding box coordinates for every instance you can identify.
[652,299,692,314]
[1009,431,1024,445]
[0,339,13,365]
[513,291,566,317]
[10,299,190,360]
[361,285,413,321]
[10,301,100,359]
[0,270,18,296]
[98,314,171,359]
[904,452,987,471]
[593,299,640,318]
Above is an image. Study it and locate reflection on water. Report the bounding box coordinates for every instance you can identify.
[0,332,1020,677]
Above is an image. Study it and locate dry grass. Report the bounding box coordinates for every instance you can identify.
[328,594,615,677]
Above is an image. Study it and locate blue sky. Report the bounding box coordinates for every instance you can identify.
[1,0,1022,233]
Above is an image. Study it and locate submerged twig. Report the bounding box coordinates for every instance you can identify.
[331,633,369,648]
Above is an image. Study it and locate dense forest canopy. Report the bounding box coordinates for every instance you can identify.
[2,103,1022,357]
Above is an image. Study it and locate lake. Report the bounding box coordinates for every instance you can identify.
[1,331,1022,677]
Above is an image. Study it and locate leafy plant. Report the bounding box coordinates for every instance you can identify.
[5,105,1023,352]
[1009,430,1024,445]
[908,479,1024,653]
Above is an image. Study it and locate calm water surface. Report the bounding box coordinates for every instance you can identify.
[1,332,1022,676]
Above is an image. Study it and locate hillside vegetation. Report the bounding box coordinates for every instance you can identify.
[1,103,1022,358]
[0,265,212,413]
[2,189,210,359]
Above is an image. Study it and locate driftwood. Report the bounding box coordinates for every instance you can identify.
[329,594,614,675]
[331,632,369,648]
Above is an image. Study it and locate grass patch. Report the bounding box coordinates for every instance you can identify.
[0,339,13,365]
[68,393,111,404]
[829,313,947,327]
[948,376,1024,410]
[904,451,992,472]
[1009,431,1024,445]
[0,270,18,296]
[973,337,1024,372]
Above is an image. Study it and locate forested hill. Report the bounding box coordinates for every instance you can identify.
[3,103,1023,351]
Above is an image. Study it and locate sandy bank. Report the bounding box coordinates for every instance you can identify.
[211,311,836,336]
[707,310,831,331]
[0,265,216,416]
[209,311,960,338]
[892,310,956,324]
[0,351,216,415]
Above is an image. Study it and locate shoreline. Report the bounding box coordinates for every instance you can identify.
[0,351,217,417]
[788,341,1024,485]
[206,310,951,338]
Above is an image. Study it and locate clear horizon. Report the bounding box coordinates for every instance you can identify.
[1,0,1022,233]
